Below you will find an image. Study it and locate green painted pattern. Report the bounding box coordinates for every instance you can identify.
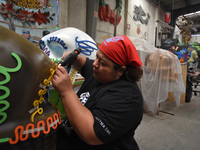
[0,52,22,143]
[0,137,10,143]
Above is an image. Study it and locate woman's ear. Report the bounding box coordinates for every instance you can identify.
[119,66,126,77]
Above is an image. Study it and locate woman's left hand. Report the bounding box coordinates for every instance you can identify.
[52,66,73,97]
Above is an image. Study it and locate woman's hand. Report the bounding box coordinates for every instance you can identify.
[52,66,73,97]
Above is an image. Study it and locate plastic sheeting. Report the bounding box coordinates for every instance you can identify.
[129,37,185,114]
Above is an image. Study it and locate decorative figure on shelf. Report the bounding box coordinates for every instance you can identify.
[21,29,34,42]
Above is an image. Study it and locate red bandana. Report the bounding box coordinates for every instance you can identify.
[99,35,142,67]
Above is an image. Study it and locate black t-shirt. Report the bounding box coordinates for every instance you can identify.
[57,59,143,150]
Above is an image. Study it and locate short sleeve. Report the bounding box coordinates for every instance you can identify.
[80,58,94,79]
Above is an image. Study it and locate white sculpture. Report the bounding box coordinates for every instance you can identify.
[39,27,98,84]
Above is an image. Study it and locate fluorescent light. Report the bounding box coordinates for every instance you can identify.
[183,11,200,17]
[192,34,200,36]
[184,13,194,16]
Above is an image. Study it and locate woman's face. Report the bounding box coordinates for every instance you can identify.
[93,49,121,83]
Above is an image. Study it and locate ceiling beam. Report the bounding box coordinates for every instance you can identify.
[149,0,171,11]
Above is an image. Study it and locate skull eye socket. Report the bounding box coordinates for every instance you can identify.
[48,41,64,58]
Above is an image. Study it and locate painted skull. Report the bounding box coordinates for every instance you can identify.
[39,27,98,61]
[0,25,61,149]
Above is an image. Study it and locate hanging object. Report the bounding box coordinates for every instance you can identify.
[98,0,122,26]
[178,16,193,45]
[180,28,192,44]
[165,12,171,24]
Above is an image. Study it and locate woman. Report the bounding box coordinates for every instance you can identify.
[52,35,143,150]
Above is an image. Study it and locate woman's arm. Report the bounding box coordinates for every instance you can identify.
[52,66,103,145]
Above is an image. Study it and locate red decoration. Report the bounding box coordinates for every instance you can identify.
[165,12,171,24]
[137,27,140,34]
[33,9,50,25]
[98,0,122,26]
[0,2,51,26]
[18,9,35,26]
[104,4,111,22]
[98,6,104,21]
[0,2,17,17]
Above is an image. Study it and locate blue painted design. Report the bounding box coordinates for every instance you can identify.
[46,36,68,50]
[174,48,187,60]
[75,37,98,56]
[103,36,124,46]
[39,40,50,56]
[0,53,22,126]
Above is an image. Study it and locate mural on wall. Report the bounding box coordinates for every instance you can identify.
[0,0,58,36]
[133,5,150,25]
[10,0,51,9]
[98,0,122,25]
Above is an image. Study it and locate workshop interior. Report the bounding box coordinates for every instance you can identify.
[0,0,200,149]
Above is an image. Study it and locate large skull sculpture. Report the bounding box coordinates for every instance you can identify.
[0,25,61,150]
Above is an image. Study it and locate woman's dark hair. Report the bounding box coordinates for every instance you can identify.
[125,66,143,82]
[113,61,143,82]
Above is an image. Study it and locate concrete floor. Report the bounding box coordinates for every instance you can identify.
[135,85,200,150]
